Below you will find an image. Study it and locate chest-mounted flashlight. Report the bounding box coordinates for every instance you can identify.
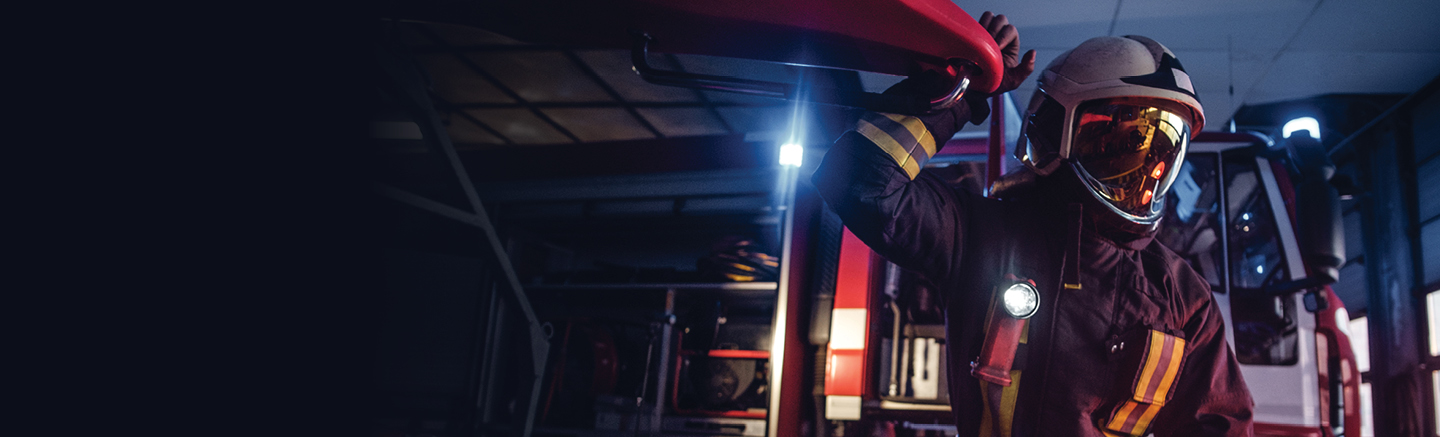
[972,277,1039,386]
[1002,282,1040,319]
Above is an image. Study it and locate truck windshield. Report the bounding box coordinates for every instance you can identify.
[1224,156,1289,291]
[1223,154,1299,365]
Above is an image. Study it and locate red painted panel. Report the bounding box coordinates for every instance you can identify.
[937,137,989,156]
[707,350,770,359]
[630,0,1005,93]
[835,227,874,309]
[455,0,1005,93]
[826,349,867,396]
[1254,422,1323,437]
[1314,286,1362,437]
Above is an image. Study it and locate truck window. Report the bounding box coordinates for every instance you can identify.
[1157,153,1224,289]
[1224,154,1299,365]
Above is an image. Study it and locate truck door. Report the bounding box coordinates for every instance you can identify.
[1160,136,1338,435]
[1224,153,1325,431]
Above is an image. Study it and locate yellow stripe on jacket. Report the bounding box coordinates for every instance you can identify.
[853,113,937,180]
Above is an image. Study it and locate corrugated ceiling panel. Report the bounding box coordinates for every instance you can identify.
[543,108,656,142]
[415,54,513,104]
[466,52,611,102]
[575,50,697,102]
[464,108,572,144]
[637,108,728,137]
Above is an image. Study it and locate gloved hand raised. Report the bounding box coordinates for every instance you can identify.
[881,11,1036,144]
[979,11,1037,97]
[880,68,978,144]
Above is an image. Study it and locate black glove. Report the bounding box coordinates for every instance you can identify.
[881,69,988,144]
[978,11,1038,97]
[878,11,1037,146]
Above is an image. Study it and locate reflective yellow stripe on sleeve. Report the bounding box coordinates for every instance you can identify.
[881,113,938,159]
[854,112,936,180]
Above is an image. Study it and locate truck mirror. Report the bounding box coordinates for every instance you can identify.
[1303,289,1330,312]
[1288,135,1344,285]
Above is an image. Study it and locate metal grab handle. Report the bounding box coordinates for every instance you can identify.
[630,31,975,115]
[631,32,792,98]
[930,74,971,111]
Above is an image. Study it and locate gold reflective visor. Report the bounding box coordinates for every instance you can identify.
[1070,99,1191,219]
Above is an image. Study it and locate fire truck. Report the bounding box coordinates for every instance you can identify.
[377,1,1366,435]
[815,131,1362,436]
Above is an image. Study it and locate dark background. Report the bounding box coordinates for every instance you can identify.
[15,4,385,435]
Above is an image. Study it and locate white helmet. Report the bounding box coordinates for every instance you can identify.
[1016,35,1204,228]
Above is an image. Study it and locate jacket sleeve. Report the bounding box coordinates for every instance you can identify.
[1151,291,1256,437]
[810,111,975,281]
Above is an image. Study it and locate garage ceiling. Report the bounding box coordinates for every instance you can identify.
[387,21,811,150]
[969,0,1440,131]
[385,0,1440,151]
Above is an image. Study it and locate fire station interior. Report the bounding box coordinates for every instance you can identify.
[353,2,1440,436]
[51,1,1440,436]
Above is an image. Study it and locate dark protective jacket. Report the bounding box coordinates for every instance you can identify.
[812,121,1254,436]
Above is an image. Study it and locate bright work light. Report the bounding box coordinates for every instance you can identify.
[1282,117,1320,141]
[780,143,803,167]
[1002,282,1040,319]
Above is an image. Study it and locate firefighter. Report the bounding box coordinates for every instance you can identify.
[811,12,1254,437]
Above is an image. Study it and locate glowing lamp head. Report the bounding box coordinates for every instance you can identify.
[1002,282,1040,319]
[779,143,803,167]
[1283,117,1320,141]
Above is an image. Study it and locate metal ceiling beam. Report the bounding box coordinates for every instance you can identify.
[377,38,549,437]
[1330,75,1440,159]
[561,50,664,138]
[666,53,735,133]
[432,95,515,145]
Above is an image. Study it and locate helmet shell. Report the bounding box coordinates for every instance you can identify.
[1016,35,1204,176]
